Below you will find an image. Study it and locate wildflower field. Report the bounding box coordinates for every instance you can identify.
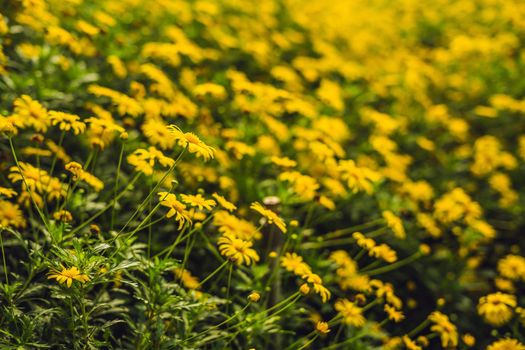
[1,0,525,349]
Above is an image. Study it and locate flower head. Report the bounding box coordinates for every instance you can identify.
[478,292,516,326]
[218,232,260,266]
[250,202,287,233]
[47,266,90,288]
[168,125,215,161]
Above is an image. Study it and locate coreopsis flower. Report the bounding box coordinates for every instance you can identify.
[369,244,398,263]
[142,118,175,150]
[213,211,260,240]
[0,200,26,228]
[64,162,103,191]
[498,255,525,281]
[9,162,50,192]
[334,299,365,327]
[217,233,260,266]
[271,156,297,168]
[353,232,376,249]
[316,321,330,334]
[384,304,404,323]
[47,266,90,287]
[281,252,311,276]
[338,159,381,194]
[250,202,287,233]
[180,194,216,211]
[127,147,175,176]
[168,125,215,161]
[247,292,261,302]
[0,116,17,135]
[193,83,227,100]
[402,335,422,350]
[212,193,237,212]
[0,187,17,198]
[174,268,200,290]
[49,111,86,134]
[382,211,406,239]
[462,333,475,347]
[53,210,73,223]
[302,272,331,303]
[477,292,516,326]
[487,338,525,350]
[11,95,49,132]
[428,311,458,348]
[158,192,191,230]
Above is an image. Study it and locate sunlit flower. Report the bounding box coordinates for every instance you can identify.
[181,194,216,211]
[316,321,330,334]
[477,292,516,326]
[212,193,237,212]
[218,233,260,266]
[168,125,215,161]
[335,299,365,327]
[250,202,287,233]
[47,266,90,287]
[158,192,191,230]
[49,111,86,134]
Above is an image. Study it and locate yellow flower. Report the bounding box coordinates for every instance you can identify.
[384,304,404,323]
[248,292,261,302]
[316,321,330,334]
[217,233,260,266]
[498,255,525,281]
[462,333,475,347]
[302,272,331,303]
[382,211,406,239]
[369,244,398,263]
[212,193,237,212]
[477,292,516,326]
[49,111,86,134]
[250,202,287,233]
[487,338,525,350]
[281,252,311,276]
[9,162,49,193]
[174,268,200,290]
[334,299,365,327]
[127,147,175,176]
[0,200,26,228]
[428,311,458,348]
[158,192,192,230]
[271,156,297,168]
[142,118,175,150]
[53,210,73,223]
[0,187,17,198]
[11,95,49,132]
[168,125,215,161]
[181,194,216,211]
[338,159,381,194]
[299,283,310,295]
[47,266,90,288]
[402,335,422,350]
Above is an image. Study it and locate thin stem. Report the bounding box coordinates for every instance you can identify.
[111,140,126,231]
[8,138,48,228]
[225,263,234,313]
[118,147,186,235]
[365,251,423,276]
[69,172,141,236]
[198,261,229,287]
[0,229,8,284]
[298,334,319,350]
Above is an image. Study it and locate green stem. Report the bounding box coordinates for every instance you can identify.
[69,172,141,236]
[110,140,126,231]
[365,252,423,276]
[198,260,229,287]
[117,147,186,235]
[8,138,48,228]
[0,229,8,284]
